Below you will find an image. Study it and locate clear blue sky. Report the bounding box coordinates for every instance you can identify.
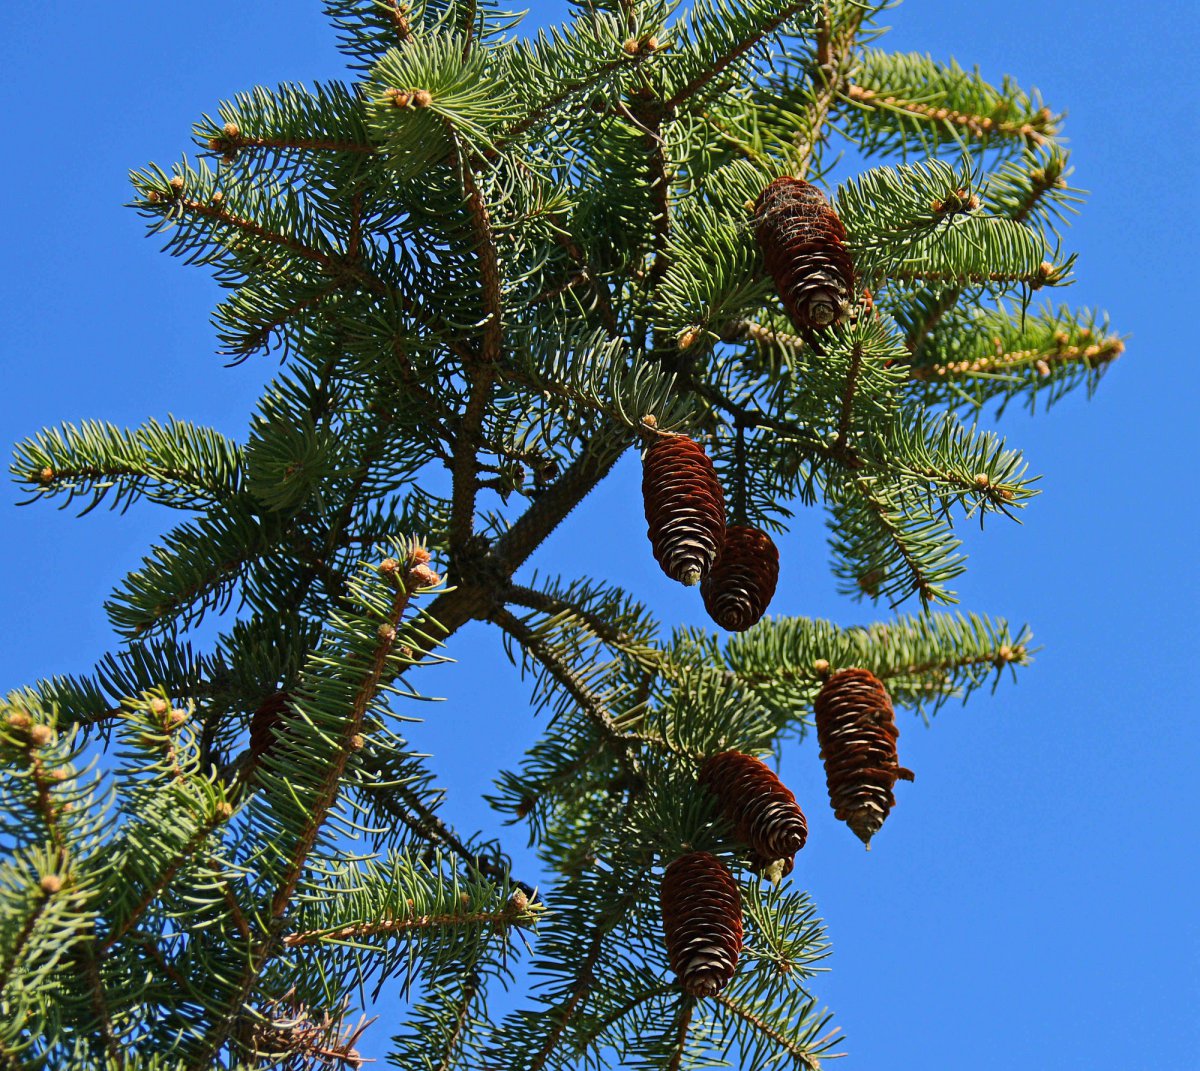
[1,2,1196,1068]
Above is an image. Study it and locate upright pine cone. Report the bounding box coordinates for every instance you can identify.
[699,750,808,866]
[754,177,855,331]
[814,669,914,846]
[660,851,743,997]
[249,691,289,763]
[642,435,726,586]
[700,525,779,632]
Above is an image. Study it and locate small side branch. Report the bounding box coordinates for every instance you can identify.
[846,83,1054,144]
[666,2,811,110]
[489,608,630,750]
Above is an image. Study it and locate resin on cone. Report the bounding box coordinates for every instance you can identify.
[813,668,914,846]
[700,525,779,632]
[659,851,742,997]
[754,177,855,331]
[642,435,726,586]
[699,750,808,864]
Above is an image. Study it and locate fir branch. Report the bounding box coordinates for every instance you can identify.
[667,1,811,110]
[448,137,503,565]
[268,563,425,917]
[712,992,822,1070]
[792,2,867,177]
[911,335,1123,383]
[846,81,1053,144]
[526,927,607,1071]
[283,904,523,947]
[489,608,631,750]
[436,970,479,1071]
[666,994,695,1071]
[99,809,228,953]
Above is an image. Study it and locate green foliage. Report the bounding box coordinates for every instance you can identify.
[4,0,1118,1067]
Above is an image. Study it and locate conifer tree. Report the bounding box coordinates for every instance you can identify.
[1,1,1123,1067]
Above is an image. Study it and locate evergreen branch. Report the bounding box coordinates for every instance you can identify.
[0,896,50,994]
[268,561,425,918]
[167,193,341,271]
[833,341,864,454]
[667,1,812,110]
[846,81,1053,144]
[283,904,522,947]
[99,809,228,953]
[666,994,695,1071]
[526,927,607,1071]
[436,970,480,1071]
[12,418,243,515]
[792,2,866,177]
[712,992,822,1070]
[356,762,518,888]
[911,335,1123,383]
[448,138,502,564]
[489,608,631,750]
[193,552,433,1066]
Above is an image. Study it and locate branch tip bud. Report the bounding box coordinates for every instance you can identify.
[39,875,62,895]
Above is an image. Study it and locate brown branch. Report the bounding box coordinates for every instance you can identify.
[192,555,427,1067]
[666,995,695,1071]
[910,336,1124,382]
[833,341,864,453]
[437,971,479,1071]
[712,992,826,1070]
[665,2,811,110]
[793,5,866,179]
[488,608,632,750]
[224,135,375,156]
[0,896,49,991]
[851,476,936,604]
[101,811,228,953]
[846,83,1055,145]
[447,136,503,564]
[388,0,415,44]
[175,197,340,270]
[284,907,521,948]
[527,927,607,1071]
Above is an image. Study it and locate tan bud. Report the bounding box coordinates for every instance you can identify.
[39,874,62,895]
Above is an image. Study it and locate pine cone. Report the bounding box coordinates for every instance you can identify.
[700,525,779,632]
[660,851,742,997]
[699,750,808,864]
[754,177,855,331]
[642,435,726,586]
[249,691,289,763]
[814,669,914,846]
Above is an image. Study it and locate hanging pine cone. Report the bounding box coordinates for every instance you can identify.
[754,177,855,331]
[249,691,289,763]
[698,750,808,865]
[642,435,726,586]
[700,525,779,632]
[814,669,914,847]
[660,851,743,997]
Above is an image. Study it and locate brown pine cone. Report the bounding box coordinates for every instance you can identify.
[814,669,914,846]
[249,691,289,763]
[699,750,808,864]
[642,435,726,587]
[754,177,855,331]
[660,851,742,997]
[700,525,779,632]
